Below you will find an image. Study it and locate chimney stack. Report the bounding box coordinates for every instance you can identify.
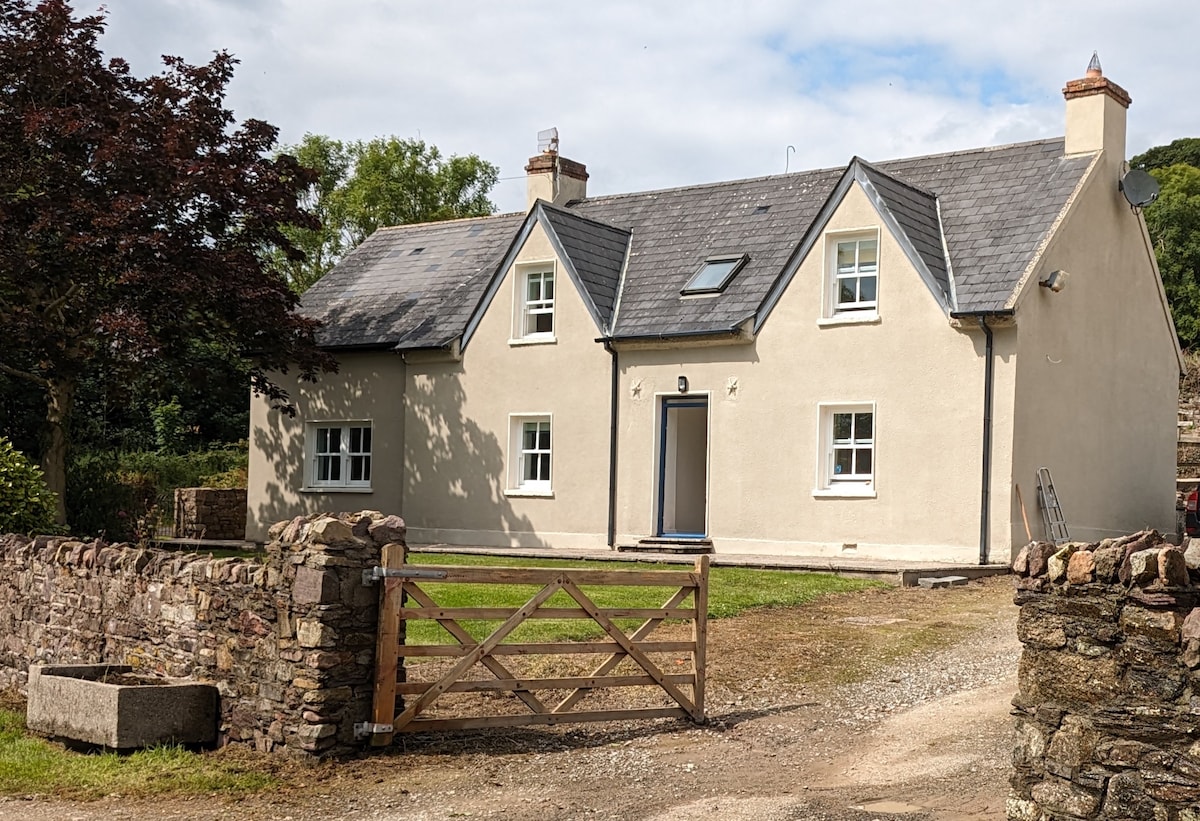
[525,128,588,210]
[1063,52,1130,161]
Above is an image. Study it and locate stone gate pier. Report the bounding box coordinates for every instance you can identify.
[1010,530,1200,820]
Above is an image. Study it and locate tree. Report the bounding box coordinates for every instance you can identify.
[270,135,499,292]
[1131,138,1200,172]
[1142,163,1200,348]
[0,0,333,524]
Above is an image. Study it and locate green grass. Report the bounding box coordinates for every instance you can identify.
[0,709,277,799]
[405,553,881,644]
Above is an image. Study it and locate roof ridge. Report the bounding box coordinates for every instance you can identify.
[372,209,523,234]
[576,137,1069,207]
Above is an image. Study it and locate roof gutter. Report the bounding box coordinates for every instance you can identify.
[603,326,745,344]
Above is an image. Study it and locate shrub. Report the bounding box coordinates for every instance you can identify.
[66,445,248,540]
[0,438,57,534]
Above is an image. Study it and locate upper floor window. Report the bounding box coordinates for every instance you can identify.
[307,423,372,490]
[828,234,878,316]
[522,270,555,337]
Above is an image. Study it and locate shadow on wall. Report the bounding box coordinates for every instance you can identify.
[403,366,544,548]
[250,364,387,536]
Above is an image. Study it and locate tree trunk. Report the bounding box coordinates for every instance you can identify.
[42,377,75,527]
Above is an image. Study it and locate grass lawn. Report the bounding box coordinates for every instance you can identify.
[405,552,882,644]
[0,706,277,799]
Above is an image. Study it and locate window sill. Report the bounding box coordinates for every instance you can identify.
[812,486,876,499]
[508,336,557,347]
[817,312,880,327]
[504,488,555,498]
[301,486,374,494]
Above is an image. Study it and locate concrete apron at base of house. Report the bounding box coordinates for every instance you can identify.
[408,543,1011,587]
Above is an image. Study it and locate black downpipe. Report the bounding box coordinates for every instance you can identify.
[977,316,995,565]
[605,341,619,549]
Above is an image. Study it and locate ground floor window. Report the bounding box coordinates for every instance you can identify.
[307,422,372,489]
[508,414,552,494]
[817,403,874,493]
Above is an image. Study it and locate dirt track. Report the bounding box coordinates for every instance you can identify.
[0,576,1019,820]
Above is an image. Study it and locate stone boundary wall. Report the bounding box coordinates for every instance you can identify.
[173,487,248,541]
[1010,530,1200,820]
[0,511,405,757]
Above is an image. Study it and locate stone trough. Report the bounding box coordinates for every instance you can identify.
[27,664,218,749]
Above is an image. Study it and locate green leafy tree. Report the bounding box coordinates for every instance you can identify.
[271,135,499,292]
[0,437,57,534]
[0,0,334,525]
[1132,138,1200,172]
[1143,163,1200,348]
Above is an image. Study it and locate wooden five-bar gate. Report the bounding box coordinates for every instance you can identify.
[357,546,708,744]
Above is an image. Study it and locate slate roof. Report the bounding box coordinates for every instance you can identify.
[539,203,629,329]
[857,160,951,306]
[301,138,1094,349]
[300,212,523,349]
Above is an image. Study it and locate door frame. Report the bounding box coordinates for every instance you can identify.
[656,394,710,538]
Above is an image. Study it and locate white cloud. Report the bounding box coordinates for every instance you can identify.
[88,0,1199,213]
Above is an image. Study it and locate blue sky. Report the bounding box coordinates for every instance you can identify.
[90,1,1197,213]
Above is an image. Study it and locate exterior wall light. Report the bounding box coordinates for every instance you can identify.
[1039,270,1069,293]
[677,376,689,394]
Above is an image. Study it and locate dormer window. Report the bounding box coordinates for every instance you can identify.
[833,236,877,312]
[523,270,555,335]
[682,255,748,296]
[819,231,881,325]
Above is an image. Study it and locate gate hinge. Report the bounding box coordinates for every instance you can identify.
[362,566,448,585]
[354,721,394,739]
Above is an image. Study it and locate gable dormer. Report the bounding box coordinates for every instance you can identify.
[462,201,629,350]
[756,158,954,333]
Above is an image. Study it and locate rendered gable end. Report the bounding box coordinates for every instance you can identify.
[1008,155,1179,548]
[402,219,613,548]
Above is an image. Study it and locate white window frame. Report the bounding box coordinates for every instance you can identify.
[511,262,557,344]
[304,422,373,491]
[814,403,876,498]
[506,413,553,496]
[822,230,880,323]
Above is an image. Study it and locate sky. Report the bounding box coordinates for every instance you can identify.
[90,0,1197,214]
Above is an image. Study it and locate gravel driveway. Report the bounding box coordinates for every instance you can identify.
[0,576,1019,821]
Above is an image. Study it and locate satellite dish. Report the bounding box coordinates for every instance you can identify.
[1120,169,1160,208]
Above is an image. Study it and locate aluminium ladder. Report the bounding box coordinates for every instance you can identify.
[1035,467,1070,544]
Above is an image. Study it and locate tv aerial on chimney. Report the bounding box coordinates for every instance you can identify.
[537,127,559,154]
[1119,168,1160,209]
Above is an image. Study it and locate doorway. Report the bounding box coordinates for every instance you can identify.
[657,396,709,537]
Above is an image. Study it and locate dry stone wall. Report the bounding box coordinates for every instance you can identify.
[0,510,406,757]
[173,487,248,540]
[1010,530,1200,820]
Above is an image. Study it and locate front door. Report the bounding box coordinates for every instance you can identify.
[657,396,709,537]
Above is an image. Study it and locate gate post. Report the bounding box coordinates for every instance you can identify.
[691,555,708,722]
[369,543,406,746]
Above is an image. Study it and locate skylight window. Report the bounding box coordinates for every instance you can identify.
[682,255,748,295]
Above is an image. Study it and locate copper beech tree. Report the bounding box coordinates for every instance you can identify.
[0,0,334,524]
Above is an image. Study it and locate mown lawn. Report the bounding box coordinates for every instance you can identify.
[404,552,882,643]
